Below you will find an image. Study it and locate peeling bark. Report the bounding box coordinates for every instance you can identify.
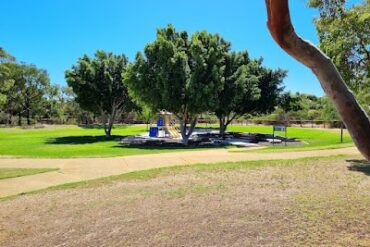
[265,0,370,160]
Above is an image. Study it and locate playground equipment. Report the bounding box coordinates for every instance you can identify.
[149,111,181,139]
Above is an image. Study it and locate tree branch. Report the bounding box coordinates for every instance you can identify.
[265,0,370,160]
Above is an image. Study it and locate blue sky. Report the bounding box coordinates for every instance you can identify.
[0,0,354,95]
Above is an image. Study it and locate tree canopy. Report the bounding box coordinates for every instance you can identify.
[125,25,230,144]
[214,52,286,136]
[65,50,134,137]
[309,0,370,92]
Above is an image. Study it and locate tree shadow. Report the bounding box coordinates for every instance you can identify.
[78,124,129,130]
[46,135,127,145]
[347,159,370,176]
[113,141,228,151]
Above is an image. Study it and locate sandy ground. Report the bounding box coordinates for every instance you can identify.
[0,156,369,246]
[0,147,359,198]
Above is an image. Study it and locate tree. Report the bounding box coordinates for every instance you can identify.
[278,92,303,113]
[265,0,370,161]
[214,51,286,137]
[125,25,229,144]
[214,51,260,137]
[66,51,134,137]
[309,0,370,92]
[7,63,50,125]
[0,48,15,107]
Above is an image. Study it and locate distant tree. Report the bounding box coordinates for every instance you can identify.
[66,51,134,137]
[320,96,339,121]
[7,63,50,125]
[125,25,229,144]
[278,92,302,113]
[214,51,260,137]
[309,0,370,92]
[0,48,15,107]
[136,105,155,131]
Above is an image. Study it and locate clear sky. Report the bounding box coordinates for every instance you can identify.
[0,0,344,96]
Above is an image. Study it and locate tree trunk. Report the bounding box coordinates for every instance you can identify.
[265,0,370,161]
[219,117,227,139]
[103,115,114,138]
[18,112,22,126]
[26,108,31,125]
[179,117,198,145]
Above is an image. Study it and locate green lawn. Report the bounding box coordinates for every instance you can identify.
[0,124,352,158]
[225,125,353,151]
[0,168,59,180]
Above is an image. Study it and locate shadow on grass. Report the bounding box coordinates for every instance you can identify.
[46,135,127,145]
[113,142,226,151]
[77,124,130,130]
[347,159,370,176]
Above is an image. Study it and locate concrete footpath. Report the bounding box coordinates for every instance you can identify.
[0,147,359,198]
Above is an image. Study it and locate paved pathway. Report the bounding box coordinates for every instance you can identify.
[0,147,359,198]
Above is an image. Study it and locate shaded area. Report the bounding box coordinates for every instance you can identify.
[347,159,370,176]
[114,140,227,151]
[78,124,129,130]
[46,135,126,145]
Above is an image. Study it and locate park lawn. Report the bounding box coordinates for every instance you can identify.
[1,155,369,246]
[0,124,352,158]
[0,125,218,158]
[224,125,353,150]
[0,168,59,180]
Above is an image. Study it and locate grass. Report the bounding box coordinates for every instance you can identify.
[0,124,353,158]
[217,124,353,151]
[0,168,59,180]
[2,154,369,246]
[0,125,216,158]
[1,154,350,201]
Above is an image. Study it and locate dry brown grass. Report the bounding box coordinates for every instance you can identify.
[0,156,369,246]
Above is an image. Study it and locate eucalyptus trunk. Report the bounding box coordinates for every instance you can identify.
[265,0,370,161]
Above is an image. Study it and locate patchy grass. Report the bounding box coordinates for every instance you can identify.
[0,124,352,158]
[0,168,59,180]
[0,155,349,200]
[0,155,368,246]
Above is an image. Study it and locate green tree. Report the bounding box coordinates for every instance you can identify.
[0,48,15,107]
[214,51,261,137]
[7,63,50,125]
[309,0,370,92]
[125,25,229,144]
[66,50,134,137]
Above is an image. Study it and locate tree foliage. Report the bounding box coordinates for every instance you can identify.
[66,51,133,136]
[0,48,15,107]
[214,52,286,136]
[125,25,230,144]
[7,63,50,125]
[309,0,370,92]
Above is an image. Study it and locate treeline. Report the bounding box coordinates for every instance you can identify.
[1,21,368,143]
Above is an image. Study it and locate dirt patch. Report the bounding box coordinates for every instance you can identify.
[0,156,369,246]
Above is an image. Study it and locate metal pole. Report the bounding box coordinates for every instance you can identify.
[285,127,287,146]
[340,123,343,143]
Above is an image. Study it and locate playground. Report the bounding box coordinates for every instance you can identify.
[0,124,368,246]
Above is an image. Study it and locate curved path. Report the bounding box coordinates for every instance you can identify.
[0,147,359,198]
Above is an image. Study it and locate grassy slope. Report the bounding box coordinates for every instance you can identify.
[1,154,350,200]
[0,124,352,158]
[0,168,59,180]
